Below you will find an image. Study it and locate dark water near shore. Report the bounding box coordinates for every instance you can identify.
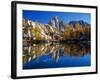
[23,42,91,69]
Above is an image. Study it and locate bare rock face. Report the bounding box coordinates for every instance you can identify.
[48,16,65,31]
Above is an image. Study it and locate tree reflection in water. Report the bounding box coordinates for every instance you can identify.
[23,42,90,65]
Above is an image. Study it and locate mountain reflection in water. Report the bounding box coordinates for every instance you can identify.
[23,42,91,69]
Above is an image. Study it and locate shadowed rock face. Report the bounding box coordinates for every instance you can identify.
[68,20,90,27]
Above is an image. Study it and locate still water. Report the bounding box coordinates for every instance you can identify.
[23,42,91,69]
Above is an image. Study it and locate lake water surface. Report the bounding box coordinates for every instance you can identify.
[23,42,91,69]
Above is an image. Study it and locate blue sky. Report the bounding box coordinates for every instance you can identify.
[23,10,91,24]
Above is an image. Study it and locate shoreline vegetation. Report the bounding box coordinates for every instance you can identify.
[23,39,90,43]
